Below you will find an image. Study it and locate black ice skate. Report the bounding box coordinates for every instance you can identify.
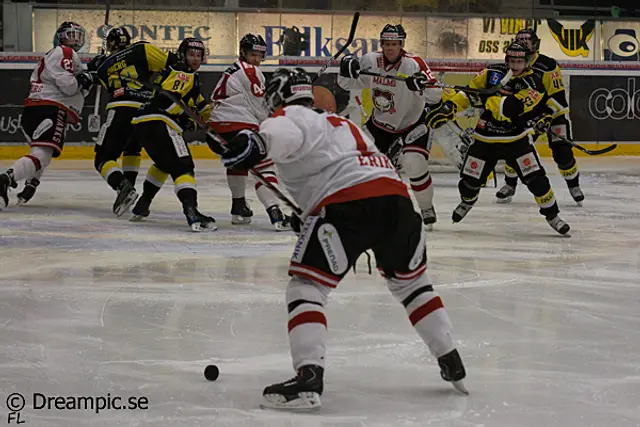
[266,205,292,231]
[262,365,324,410]
[546,215,571,236]
[17,178,40,206]
[495,183,515,204]
[113,180,139,217]
[0,169,17,209]
[184,206,218,232]
[231,197,253,225]
[438,349,468,395]
[421,206,437,231]
[569,186,584,206]
[130,196,152,222]
[452,201,474,223]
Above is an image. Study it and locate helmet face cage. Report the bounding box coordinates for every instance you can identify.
[265,68,314,112]
[515,29,540,52]
[56,22,87,52]
[380,24,407,46]
[505,42,533,70]
[106,27,131,53]
[240,34,267,59]
[179,38,206,64]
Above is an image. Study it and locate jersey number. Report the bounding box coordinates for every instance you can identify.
[108,65,142,91]
[327,116,368,154]
[172,80,186,91]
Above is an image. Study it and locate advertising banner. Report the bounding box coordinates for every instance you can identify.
[570,76,640,142]
[602,21,640,61]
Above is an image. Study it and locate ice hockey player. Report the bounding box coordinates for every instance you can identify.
[0,22,95,209]
[424,42,571,236]
[220,68,467,410]
[129,38,215,231]
[337,24,441,230]
[90,26,178,216]
[208,33,291,230]
[496,29,583,205]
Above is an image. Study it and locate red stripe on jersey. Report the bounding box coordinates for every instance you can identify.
[240,60,265,98]
[327,116,369,155]
[406,54,434,80]
[271,107,286,118]
[212,73,231,100]
[409,296,444,326]
[311,177,410,215]
[288,311,327,332]
[209,121,259,133]
[35,58,46,83]
[411,176,432,192]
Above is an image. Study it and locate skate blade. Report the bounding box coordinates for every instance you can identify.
[129,214,147,222]
[272,221,292,231]
[114,192,139,218]
[574,200,583,207]
[261,392,322,410]
[424,223,434,231]
[452,380,469,395]
[16,197,27,206]
[231,215,252,225]
[191,222,219,232]
[495,196,513,204]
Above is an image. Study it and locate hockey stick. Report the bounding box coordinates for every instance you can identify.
[88,0,111,133]
[359,69,514,96]
[312,12,359,83]
[547,132,617,156]
[123,76,303,215]
[354,95,368,120]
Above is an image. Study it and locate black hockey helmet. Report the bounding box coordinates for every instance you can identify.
[265,67,314,112]
[178,37,206,63]
[515,28,541,52]
[380,24,407,45]
[105,26,131,54]
[55,21,87,52]
[505,41,533,69]
[240,33,267,58]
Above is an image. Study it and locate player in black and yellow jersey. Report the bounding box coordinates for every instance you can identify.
[496,29,583,206]
[90,26,178,217]
[130,37,215,232]
[425,42,571,235]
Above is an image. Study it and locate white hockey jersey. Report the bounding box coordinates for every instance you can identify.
[337,51,442,133]
[209,59,270,133]
[25,46,85,124]
[259,105,410,218]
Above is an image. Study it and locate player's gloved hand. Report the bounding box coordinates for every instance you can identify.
[406,71,436,92]
[183,118,197,132]
[221,129,267,170]
[87,54,106,72]
[467,92,488,108]
[424,100,455,129]
[339,55,360,79]
[75,71,97,91]
[532,115,552,135]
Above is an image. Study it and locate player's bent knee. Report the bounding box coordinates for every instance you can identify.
[286,276,330,308]
[399,152,429,178]
[30,146,53,170]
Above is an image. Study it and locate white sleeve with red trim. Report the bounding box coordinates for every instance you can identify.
[405,54,442,105]
[46,46,80,96]
[259,115,304,162]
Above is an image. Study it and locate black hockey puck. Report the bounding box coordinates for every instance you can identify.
[204,364,219,381]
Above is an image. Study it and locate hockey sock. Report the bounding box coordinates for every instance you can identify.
[254,169,280,211]
[286,276,330,370]
[227,169,247,199]
[410,171,434,210]
[558,160,580,188]
[174,174,197,208]
[122,154,141,185]
[99,160,125,191]
[140,164,168,201]
[10,147,53,182]
[458,179,480,204]
[504,162,518,186]
[527,176,559,218]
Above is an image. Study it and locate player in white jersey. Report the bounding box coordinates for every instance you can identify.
[337,24,441,229]
[220,68,467,410]
[208,34,291,230]
[0,22,96,209]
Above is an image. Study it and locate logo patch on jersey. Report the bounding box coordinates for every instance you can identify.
[372,88,396,114]
[291,216,319,264]
[462,155,486,179]
[317,223,348,275]
[176,72,190,82]
[516,152,540,176]
[489,71,503,85]
[32,118,53,141]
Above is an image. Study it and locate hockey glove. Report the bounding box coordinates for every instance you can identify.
[424,101,455,129]
[406,71,436,92]
[339,55,360,79]
[532,115,553,135]
[221,130,268,170]
[75,71,97,91]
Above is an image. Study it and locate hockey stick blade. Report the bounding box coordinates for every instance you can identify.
[547,131,617,156]
[122,76,303,215]
[313,12,359,82]
[359,69,513,96]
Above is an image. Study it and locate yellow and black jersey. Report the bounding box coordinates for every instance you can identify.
[449,64,546,143]
[530,53,569,119]
[131,62,211,134]
[96,41,174,110]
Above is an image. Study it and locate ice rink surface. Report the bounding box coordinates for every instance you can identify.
[1,158,639,427]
